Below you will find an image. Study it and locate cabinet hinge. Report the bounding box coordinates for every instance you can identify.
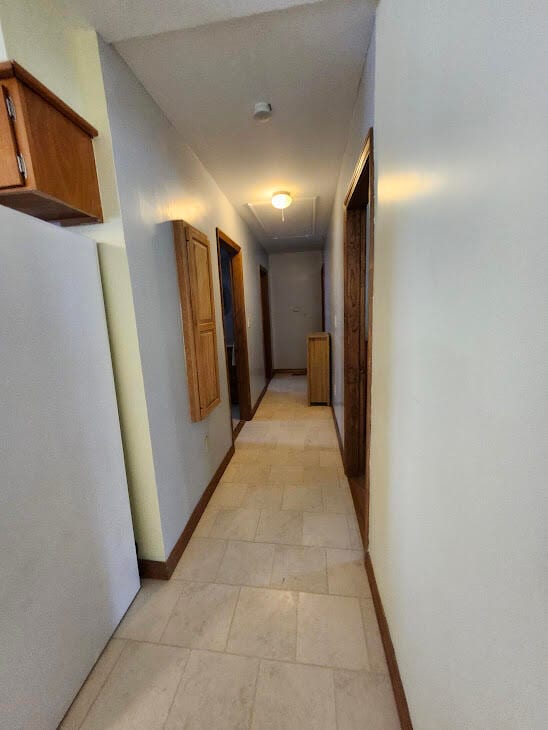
[16,153,27,179]
[5,95,16,121]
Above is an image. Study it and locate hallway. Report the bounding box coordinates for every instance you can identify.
[61,376,399,729]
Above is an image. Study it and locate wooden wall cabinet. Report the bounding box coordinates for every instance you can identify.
[173,221,221,422]
[307,332,331,405]
[0,61,102,225]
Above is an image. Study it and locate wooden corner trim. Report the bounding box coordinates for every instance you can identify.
[365,552,414,730]
[138,443,235,580]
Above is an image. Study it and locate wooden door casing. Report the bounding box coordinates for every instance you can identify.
[343,129,375,550]
[216,229,253,420]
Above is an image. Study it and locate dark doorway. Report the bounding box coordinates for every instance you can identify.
[216,229,252,436]
[259,266,273,381]
[343,129,374,550]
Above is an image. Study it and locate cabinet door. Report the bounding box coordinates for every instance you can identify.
[173,221,221,421]
[0,86,24,189]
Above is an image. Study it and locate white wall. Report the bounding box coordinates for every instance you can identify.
[99,40,268,558]
[369,1,548,728]
[324,25,375,436]
[269,250,323,370]
[0,206,139,729]
[0,0,165,561]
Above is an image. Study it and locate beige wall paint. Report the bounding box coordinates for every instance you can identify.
[97,243,164,559]
[98,40,268,557]
[370,1,546,728]
[0,0,165,560]
[269,250,323,370]
[324,26,375,438]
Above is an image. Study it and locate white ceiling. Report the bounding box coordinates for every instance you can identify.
[75,0,328,43]
[77,0,376,251]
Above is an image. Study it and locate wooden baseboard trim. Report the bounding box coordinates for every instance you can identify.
[138,443,235,580]
[365,552,413,730]
[250,378,270,419]
[331,405,344,460]
[272,368,307,375]
[233,419,245,438]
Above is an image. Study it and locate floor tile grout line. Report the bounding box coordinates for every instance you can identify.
[157,580,187,645]
[124,637,381,675]
[295,591,301,663]
[247,657,263,730]
[331,663,340,730]
[73,639,131,730]
[211,536,231,584]
[160,643,193,730]
[182,531,359,553]
[223,584,242,653]
[266,540,277,588]
[172,543,367,597]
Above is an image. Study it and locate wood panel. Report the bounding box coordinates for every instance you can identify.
[173,221,221,422]
[307,332,330,405]
[20,83,102,221]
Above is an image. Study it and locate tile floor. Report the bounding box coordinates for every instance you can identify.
[60,376,399,729]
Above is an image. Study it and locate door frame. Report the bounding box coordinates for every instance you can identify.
[216,228,253,422]
[259,266,273,381]
[343,128,374,549]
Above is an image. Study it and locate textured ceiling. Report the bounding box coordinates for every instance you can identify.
[76,0,376,251]
[72,0,327,42]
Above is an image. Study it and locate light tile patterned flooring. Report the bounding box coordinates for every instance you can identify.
[61,376,399,729]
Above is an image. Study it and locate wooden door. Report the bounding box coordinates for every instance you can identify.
[260,266,273,380]
[173,221,221,422]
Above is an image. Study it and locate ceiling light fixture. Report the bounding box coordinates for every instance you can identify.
[271,191,292,222]
[253,102,273,122]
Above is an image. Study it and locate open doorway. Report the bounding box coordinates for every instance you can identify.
[216,229,252,436]
[259,266,273,381]
[343,129,374,550]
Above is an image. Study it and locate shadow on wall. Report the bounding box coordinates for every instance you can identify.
[369,212,396,553]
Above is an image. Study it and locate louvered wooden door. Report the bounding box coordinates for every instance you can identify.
[173,221,221,421]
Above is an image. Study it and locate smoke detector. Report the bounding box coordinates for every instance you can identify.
[253,102,273,122]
